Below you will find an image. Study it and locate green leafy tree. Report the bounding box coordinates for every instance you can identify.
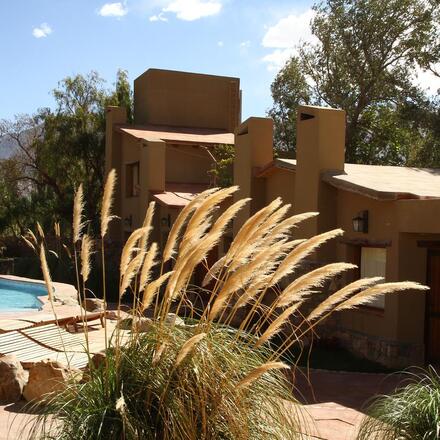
[269,0,440,165]
[0,69,132,238]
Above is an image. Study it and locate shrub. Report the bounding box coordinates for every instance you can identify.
[27,172,427,439]
[357,367,440,440]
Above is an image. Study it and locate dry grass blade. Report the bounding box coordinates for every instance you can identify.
[266,212,318,241]
[36,222,45,239]
[26,229,38,246]
[202,255,226,287]
[54,222,61,238]
[21,235,36,252]
[62,244,72,259]
[120,251,145,298]
[255,302,303,347]
[139,201,156,252]
[277,262,357,307]
[80,234,94,283]
[141,271,173,312]
[39,244,53,301]
[73,184,84,243]
[209,240,292,321]
[178,186,238,256]
[237,362,289,389]
[335,281,429,311]
[101,169,117,238]
[272,229,344,286]
[162,188,217,263]
[152,343,168,365]
[307,277,383,322]
[120,227,148,276]
[139,243,158,292]
[175,333,206,367]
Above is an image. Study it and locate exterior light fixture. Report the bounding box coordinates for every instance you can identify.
[352,210,369,233]
[123,215,132,228]
[161,215,171,228]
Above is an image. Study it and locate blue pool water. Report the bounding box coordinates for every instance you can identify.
[0,278,46,311]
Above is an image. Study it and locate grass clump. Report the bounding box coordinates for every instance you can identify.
[357,366,440,440]
[27,170,427,439]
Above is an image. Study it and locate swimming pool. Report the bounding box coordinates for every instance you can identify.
[0,278,46,311]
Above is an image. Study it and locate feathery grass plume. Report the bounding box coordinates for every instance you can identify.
[39,244,53,302]
[139,243,158,292]
[237,362,289,389]
[54,222,61,238]
[202,255,226,287]
[307,277,383,322]
[119,227,148,277]
[21,235,36,252]
[80,234,94,283]
[271,228,344,286]
[255,302,303,348]
[209,240,292,321]
[162,187,217,263]
[266,212,319,242]
[141,271,173,312]
[73,184,84,243]
[277,262,357,307]
[62,244,72,260]
[139,201,155,252]
[26,229,38,246]
[226,198,283,268]
[175,333,206,367]
[152,343,168,365]
[100,169,117,238]
[178,186,238,257]
[36,222,45,239]
[120,251,145,298]
[335,281,429,311]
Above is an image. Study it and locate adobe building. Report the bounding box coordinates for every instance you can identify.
[235,106,440,368]
[105,68,241,247]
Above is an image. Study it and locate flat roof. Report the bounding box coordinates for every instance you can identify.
[323,163,440,200]
[118,124,234,146]
[269,159,440,200]
[150,183,209,208]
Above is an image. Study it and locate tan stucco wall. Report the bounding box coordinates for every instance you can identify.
[134,69,241,131]
[165,145,212,184]
[265,169,295,213]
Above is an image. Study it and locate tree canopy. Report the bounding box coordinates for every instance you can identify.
[0,69,132,238]
[269,0,440,166]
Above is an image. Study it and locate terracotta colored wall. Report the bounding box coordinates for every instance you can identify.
[233,117,273,235]
[265,169,295,214]
[134,69,241,131]
[165,145,212,184]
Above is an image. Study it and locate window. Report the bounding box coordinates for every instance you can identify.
[126,162,140,197]
[360,247,387,309]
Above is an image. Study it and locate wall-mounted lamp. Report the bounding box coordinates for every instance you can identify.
[124,215,132,228]
[352,210,369,233]
[161,214,171,229]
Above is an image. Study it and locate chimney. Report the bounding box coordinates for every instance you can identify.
[293,105,346,238]
[233,117,273,235]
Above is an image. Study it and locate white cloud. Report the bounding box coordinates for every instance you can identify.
[262,9,317,71]
[240,40,251,48]
[149,12,168,21]
[163,0,222,21]
[98,2,128,17]
[217,41,224,47]
[32,23,52,38]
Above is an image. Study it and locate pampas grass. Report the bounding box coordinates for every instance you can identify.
[31,177,429,440]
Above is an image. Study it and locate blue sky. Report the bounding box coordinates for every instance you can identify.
[1,0,439,122]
